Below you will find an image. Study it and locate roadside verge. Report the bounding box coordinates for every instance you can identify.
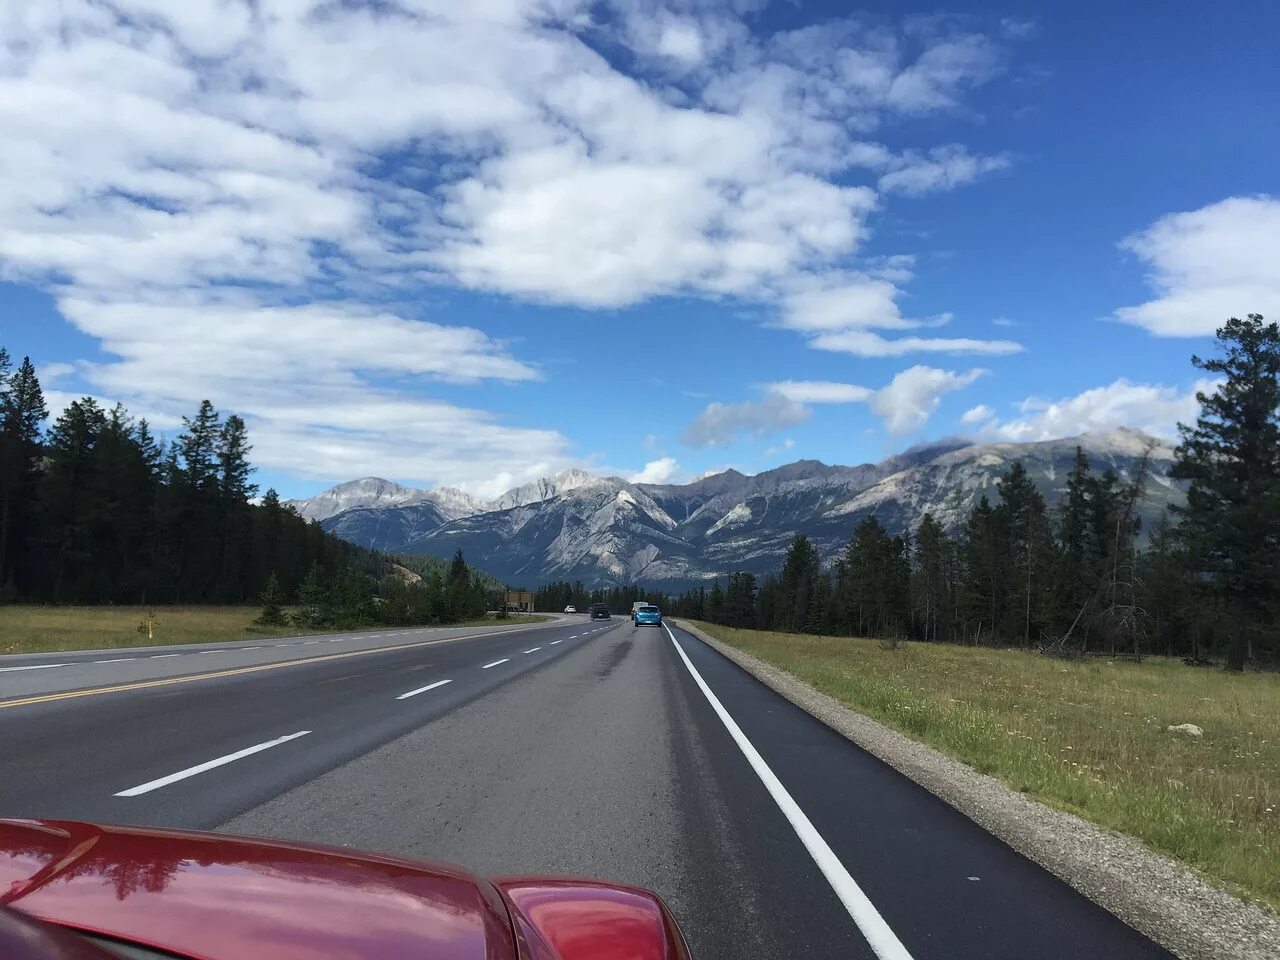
[673,619,1280,960]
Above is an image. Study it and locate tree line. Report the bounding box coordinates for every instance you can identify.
[674,316,1279,670]
[533,582,667,614]
[549,316,1278,671]
[0,349,493,628]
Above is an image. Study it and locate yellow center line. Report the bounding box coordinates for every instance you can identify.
[0,623,548,711]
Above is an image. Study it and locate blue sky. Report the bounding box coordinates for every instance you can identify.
[2,1,1277,499]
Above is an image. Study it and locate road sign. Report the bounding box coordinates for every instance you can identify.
[504,590,534,612]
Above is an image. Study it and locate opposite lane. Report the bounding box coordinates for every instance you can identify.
[0,616,619,827]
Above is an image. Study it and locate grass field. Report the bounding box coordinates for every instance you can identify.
[693,622,1280,912]
[0,606,547,655]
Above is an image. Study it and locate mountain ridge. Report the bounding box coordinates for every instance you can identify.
[295,429,1180,588]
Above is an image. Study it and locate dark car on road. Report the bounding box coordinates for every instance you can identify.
[590,603,611,620]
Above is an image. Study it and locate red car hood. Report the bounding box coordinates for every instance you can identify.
[0,820,688,960]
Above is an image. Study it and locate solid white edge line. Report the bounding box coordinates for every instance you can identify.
[0,663,69,673]
[523,647,541,653]
[481,658,510,669]
[114,731,312,797]
[662,622,914,960]
[396,679,453,700]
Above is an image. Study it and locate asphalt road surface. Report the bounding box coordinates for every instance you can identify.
[0,615,1174,959]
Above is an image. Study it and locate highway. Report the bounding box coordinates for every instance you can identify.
[0,615,1174,959]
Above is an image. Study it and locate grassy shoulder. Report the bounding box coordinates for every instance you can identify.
[0,606,548,655]
[691,621,1280,913]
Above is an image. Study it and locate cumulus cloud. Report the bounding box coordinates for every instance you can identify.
[960,403,995,424]
[629,457,682,484]
[1115,195,1280,336]
[692,365,984,443]
[871,365,986,434]
[980,378,1216,442]
[2,1,1027,483]
[681,393,811,447]
[775,271,1022,356]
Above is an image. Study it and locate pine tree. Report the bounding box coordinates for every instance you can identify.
[0,355,47,592]
[1172,314,1280,670]
[960,496,1000,644]
[778,534,820,632]
[38,398,108,601]
[995,462,1055,646]
[180,401,221,488]
[255,572,288,626]
[293,563,328,627]
[912,514,950,642]
[705,579,725,624]
[1138,512,1191,657]
[217,415,256,600]
[1054,446,1097,635]
[174,400,223,598]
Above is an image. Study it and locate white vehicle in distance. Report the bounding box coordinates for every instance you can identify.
[631,601,646,622]
[564,605,577,614]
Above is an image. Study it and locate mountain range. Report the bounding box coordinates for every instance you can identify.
[285,428,1183,589]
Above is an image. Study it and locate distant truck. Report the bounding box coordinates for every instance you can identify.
[631,601,646,622]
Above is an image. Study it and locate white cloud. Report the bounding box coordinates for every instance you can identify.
[871,365,986,434]
[960,403,994,424]
[768,380,874,403]
[878,145,1011,196]
[776,272,1023,356]
[693,365,984,443]
[981,378,1215,442]
[810,329,1022,357]
[681,393,811,447]
[1115,195,1280,336]
[763,437,796,458]
[629,457,682,484]
[1,2,1027,484]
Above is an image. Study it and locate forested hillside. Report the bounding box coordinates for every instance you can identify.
[548,317,1280,670]
[0,348,494,627]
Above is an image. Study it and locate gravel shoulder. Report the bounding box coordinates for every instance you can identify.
[674,619,1280,960]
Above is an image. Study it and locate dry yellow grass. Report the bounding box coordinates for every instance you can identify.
[0,605,310,654]
[695,622,1280,912]
[0,606,540,655]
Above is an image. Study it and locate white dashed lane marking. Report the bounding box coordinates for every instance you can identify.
[114,731,312,798]
[396,679,453,700]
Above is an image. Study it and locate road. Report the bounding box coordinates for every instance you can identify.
[0,615,1173,959]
